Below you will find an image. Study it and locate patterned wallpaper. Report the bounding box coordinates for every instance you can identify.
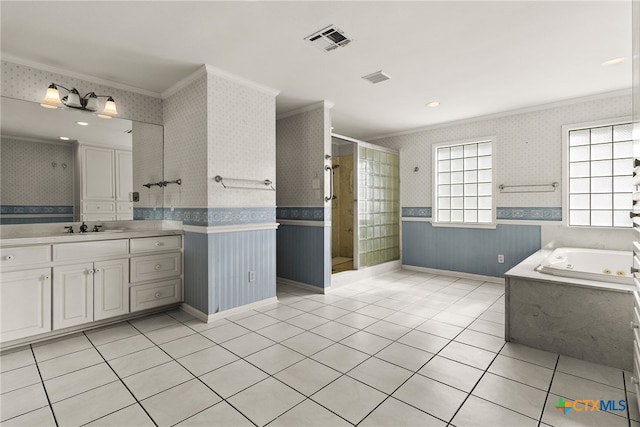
[132,121,164,209]
[162,74,208,209]
[276,106,328,207]
[1,137,74,205]
[1,61,162,125]
[374,94,632,209]
[207,73,276,208]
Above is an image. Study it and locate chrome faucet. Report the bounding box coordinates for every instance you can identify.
[79,222,88,233]
[64,226,74,234]
[92,225,103,232]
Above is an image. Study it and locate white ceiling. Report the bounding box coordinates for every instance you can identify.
[0,1,632,140]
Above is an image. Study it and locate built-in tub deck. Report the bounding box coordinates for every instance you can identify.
[505,249,634,371]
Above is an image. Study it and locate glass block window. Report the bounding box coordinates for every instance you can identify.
[434,140,493,224]
[568,123,633,227]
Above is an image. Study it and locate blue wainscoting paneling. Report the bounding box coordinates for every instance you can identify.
[209,229,276,313]
[402,222,541,277]
[183,232,210,314]
[277,224,327,289]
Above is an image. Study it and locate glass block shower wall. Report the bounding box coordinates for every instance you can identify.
[358,146,400,267]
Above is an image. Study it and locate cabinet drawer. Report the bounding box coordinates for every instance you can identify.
[117,202,133,213]
[0,245,50,269]
[130,252,181,283]
[130,279,181,312]
[83,201,115,213]
[130,236,182,253]
[53,239,129,263]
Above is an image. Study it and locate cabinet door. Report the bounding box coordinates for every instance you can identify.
[82,146,115,200]
[53,263,94,330]
[0,268,51,342]
[115,150,132,202]
[94,259,129,321]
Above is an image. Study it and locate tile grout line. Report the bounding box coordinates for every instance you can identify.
[536,353,560,427]
[29,344,59,427]
[623,371,631,427]
[82,329,159,427]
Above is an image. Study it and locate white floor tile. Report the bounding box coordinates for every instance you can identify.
[355,304,396,319]
[52,381,135,427]
[109,346,172,378]
[488,354,554,391]
[122,360,193,400]
[175,401,253,426]
[285,313,331,330]
[311,375,387,424]
[143,323,195,345]
[415,319,464,340]
[499,342,558,369]
[393,374,467,421]
[398,330,450,353]
[0,364,41,394]
[309,305,351,320]
[44,363,118,403]
[166,309,196,323]
[467,318,504,337]
[177,345,239,376]
[85,323,140,346]
[199,359,269,398]
[38,347,103,380]
[270,399,351,427]
[129,313,179,333]
[32,334,92,362]
[141,379,221,426]
[360,397,446,427]
[556,355,625,389]
[311,321,359,341]
[339,330,392,355]
[383,311,426,328]
[255,322,305,343]
[281,331,334,356]
[96,334,155,360]
[348,357,413,394]
[418,355,484,392]
[84,404,154,427]
[375,342,434,371]
[473,372,547,419]
[244,343,305,375]
[0,348,35,373]
[451,395,538,427]
[334,312,379,329]
[220,332,275,357]
[454,329,505,353]
[159,333,215,359]
[227,377,305,426]
[363,320,411,341]
[0,406,56,427]
[233,313,281,331]
[431,311,476,328]
[550,371,626,404]
[274,358,342,396]
[199,322,251,343]
[262,305,306,321]
[311,343,369,373]
[438,341,496,370]
[0,382,49,422]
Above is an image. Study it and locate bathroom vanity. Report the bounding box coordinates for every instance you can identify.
[0,222,183,348]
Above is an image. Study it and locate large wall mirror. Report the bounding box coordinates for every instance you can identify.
[0,96,164,224]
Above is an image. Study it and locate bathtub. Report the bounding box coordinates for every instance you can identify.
[535,247,633,285]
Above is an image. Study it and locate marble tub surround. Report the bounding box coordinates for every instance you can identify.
[505,251,634,371]
[0,220,183,246]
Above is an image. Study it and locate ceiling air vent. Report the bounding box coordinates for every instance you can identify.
[305,25,352,52]
[362,71,392,84]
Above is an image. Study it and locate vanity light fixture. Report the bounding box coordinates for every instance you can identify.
[41,83,118,117]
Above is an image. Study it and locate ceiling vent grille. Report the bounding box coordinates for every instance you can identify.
[362,71,392,84]
[305,25,352,52]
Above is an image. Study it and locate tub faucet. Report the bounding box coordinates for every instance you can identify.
[79,222,88,233]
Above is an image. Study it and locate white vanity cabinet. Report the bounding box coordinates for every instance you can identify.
[79,145,132,221]
[0,268,52,342]
[53,258,129,329]
[0,232,183,346]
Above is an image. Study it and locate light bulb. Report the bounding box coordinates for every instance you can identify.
[43,84,61,107]
[102,97,118,115]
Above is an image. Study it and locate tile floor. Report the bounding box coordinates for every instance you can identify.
[1,269,638,426]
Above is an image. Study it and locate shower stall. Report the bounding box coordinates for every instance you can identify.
[330,135,400,273]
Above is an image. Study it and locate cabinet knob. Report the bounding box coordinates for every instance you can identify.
[5,255,14,261]
[42,275,50,280]
[632,376,640,385]
[154,292,162,298]
[88,269,94,275]
[154,264,162,271]
[94,268,100,273]
[155,242,164,247]
[631,321,639,330]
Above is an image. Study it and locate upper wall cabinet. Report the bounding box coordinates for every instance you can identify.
[79,145,133,221]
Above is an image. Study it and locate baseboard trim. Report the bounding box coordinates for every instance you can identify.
[276,277,327,294]
[331,260,402,288]
[402,265,504,284]
[180,297,279,323]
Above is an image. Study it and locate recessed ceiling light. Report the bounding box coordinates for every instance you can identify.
[426,101,440,108]
[59,136,70,141]
[601,57,627,66]
[76,121,89,126]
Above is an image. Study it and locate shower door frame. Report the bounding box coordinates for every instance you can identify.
[331,133,400,271]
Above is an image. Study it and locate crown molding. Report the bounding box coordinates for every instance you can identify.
[205,64,279,97]
[366,88,632,141]
[2,54,162,98]
[161,65,208,99]
[276,100,335,120]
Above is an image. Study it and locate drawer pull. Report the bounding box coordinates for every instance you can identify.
[155,242,164,247]
[632,321,640,330]
[94,268,100,273]
[88,269,95,275]
[5,255,14,261]
[632,376,640,385]
[154,292,162,298]
[42,275,50,280]
[154,264,162,271]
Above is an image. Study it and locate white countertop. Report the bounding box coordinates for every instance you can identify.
[505,249,633,293]
[0,229,183,247]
